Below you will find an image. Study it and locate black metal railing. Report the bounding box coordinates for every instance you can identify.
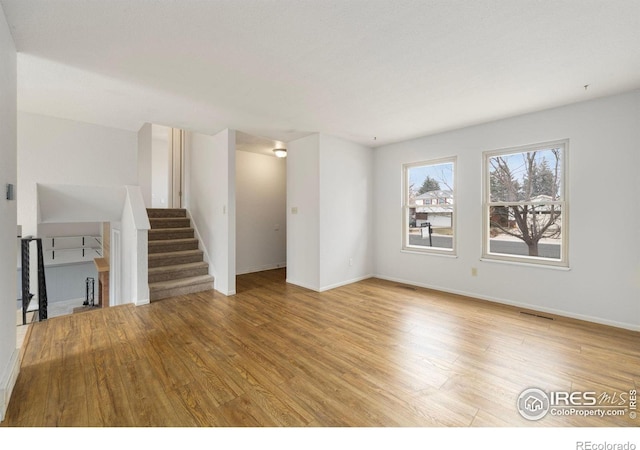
[20,236,48,325]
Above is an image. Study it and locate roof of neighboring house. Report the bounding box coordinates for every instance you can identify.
[416,190,453,200]
[529,194,554,202]
[415,205,453,214]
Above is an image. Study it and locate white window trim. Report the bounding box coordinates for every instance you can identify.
[482,139,569,268]
[402,156,457,256]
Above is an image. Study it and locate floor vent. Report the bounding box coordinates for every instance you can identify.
[396,285,418,291]
[520,311,554,320]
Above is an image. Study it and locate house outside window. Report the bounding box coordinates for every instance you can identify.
[483,140,568,267]
[403,157,456,255]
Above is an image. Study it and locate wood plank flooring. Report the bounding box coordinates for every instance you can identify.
[2,269,639,427]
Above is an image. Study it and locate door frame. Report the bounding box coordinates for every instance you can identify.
[170,128,184,208]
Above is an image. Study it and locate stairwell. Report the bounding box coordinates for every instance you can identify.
[147,208,214,301]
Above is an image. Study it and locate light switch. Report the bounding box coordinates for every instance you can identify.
[291,207,298,214]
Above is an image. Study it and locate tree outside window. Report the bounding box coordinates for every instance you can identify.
[483,140,568,266]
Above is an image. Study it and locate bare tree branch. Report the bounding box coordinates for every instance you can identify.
[488,149,563,256]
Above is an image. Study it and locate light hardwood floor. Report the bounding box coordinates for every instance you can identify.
[2,269,638,427]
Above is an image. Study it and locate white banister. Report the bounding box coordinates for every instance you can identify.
[121,186,150,306]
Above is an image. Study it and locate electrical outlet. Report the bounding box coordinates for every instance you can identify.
[291,207,298,214]
[349,258,353,267]
[471,267,478,277]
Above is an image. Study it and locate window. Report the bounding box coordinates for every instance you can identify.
[403,157,456,254]
[483,140,568,267]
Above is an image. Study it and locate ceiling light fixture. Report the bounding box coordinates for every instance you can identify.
[273,148,287,158]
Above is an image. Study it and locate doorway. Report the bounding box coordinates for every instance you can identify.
[151,125,184,209]
[170,128,184,208]
[235,131,287,288]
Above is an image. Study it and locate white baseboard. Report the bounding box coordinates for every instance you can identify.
[285,278,320,292]
[286,274,375,293]
[215,288,236,296]
[373,274,640,332]
[135,297,150,306]
[0,349,20,422]
[319,274,374,292]
[236,262,286,276]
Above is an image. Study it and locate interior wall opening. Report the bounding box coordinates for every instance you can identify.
[235,131,287,291]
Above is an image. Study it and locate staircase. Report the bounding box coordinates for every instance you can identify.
[147,208,214,301]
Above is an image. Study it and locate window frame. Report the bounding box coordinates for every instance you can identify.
[402,156,457,256]
[482,139,569,268]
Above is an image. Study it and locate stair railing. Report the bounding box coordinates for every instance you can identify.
[20,236,48,325]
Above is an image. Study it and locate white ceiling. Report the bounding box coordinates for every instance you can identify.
[1,0,639,148]
[235,131,286,157]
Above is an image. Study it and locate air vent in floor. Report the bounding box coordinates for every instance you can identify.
[396,285,418,291]
[520,311,554,320]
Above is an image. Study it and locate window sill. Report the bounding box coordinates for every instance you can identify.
[480,256,570,271]
[401,248,458,258]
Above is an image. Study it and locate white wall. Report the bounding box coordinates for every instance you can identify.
[138,122,171,208]
[236,150,286,275]
[286,134,320,291]
[31,262,98,303]
[185,129,236,295]
[120,186,150,306]
[17,112,138,236]
[16,114,137,310]
[151,124,170,208]
[319,134,374,290]
[374,90,640,330]
[0,3,17,421]
[287,133,374,292]
[137,123,152,207]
